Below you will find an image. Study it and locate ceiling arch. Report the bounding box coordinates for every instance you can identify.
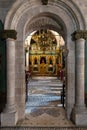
[27,16,61,31]
[25,14,65,40]
[4,0,86,41]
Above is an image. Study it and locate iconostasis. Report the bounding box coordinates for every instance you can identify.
[25,29,65,76]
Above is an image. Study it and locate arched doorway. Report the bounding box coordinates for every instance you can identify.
[24,29,66,123]
[25,29,65,76]
[1,0,86,126]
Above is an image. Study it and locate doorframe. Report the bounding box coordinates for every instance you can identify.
[4,0,86,122]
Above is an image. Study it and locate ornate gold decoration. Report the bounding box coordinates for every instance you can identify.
[31,29,57,51]
[41,0,48,5]
[72,30,87,40]
[0,30,17,40]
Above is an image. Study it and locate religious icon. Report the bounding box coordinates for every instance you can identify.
[40,57,46,64]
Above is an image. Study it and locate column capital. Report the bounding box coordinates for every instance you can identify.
[0,30,17,40]
[72,30,87,40]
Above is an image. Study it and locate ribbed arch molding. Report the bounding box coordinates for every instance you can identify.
[4,0,86,31]
[25,16,62,36]
[48,0,86,29]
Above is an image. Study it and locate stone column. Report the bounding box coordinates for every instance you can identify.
[72,31,87,126]
[75,38,86,108]
[1,30,18,126]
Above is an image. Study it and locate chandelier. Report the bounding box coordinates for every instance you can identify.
[36,29,57,51]
[25,29,69,57]
[38,30,49,50]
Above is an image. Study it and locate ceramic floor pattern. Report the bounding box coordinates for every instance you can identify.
[17,77,74,127]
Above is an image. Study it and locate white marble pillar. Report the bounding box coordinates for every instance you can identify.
[1,38,18,126]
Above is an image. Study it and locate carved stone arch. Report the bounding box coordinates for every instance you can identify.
[25,24,64,41]
[48,0,86,29]
[28,17,60,29]
[3,0,86,124]
[25,16,64,38]
[4,0,86,30]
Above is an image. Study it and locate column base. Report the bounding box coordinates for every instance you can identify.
[4,104,17,113]
[1,111,18,126]
[71,105,87,126]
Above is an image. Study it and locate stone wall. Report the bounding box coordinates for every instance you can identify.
[0,0,15,22]
[74,0,87,29]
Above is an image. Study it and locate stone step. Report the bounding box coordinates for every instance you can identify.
[28,87,62,90]
[28,83,63,87]
[29,79,62,82]
[1,127,87,130]
[32,76,58,79]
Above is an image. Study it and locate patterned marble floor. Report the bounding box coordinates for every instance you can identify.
[17,77,74,126]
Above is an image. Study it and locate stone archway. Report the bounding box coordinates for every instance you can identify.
[1,0,86,126]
